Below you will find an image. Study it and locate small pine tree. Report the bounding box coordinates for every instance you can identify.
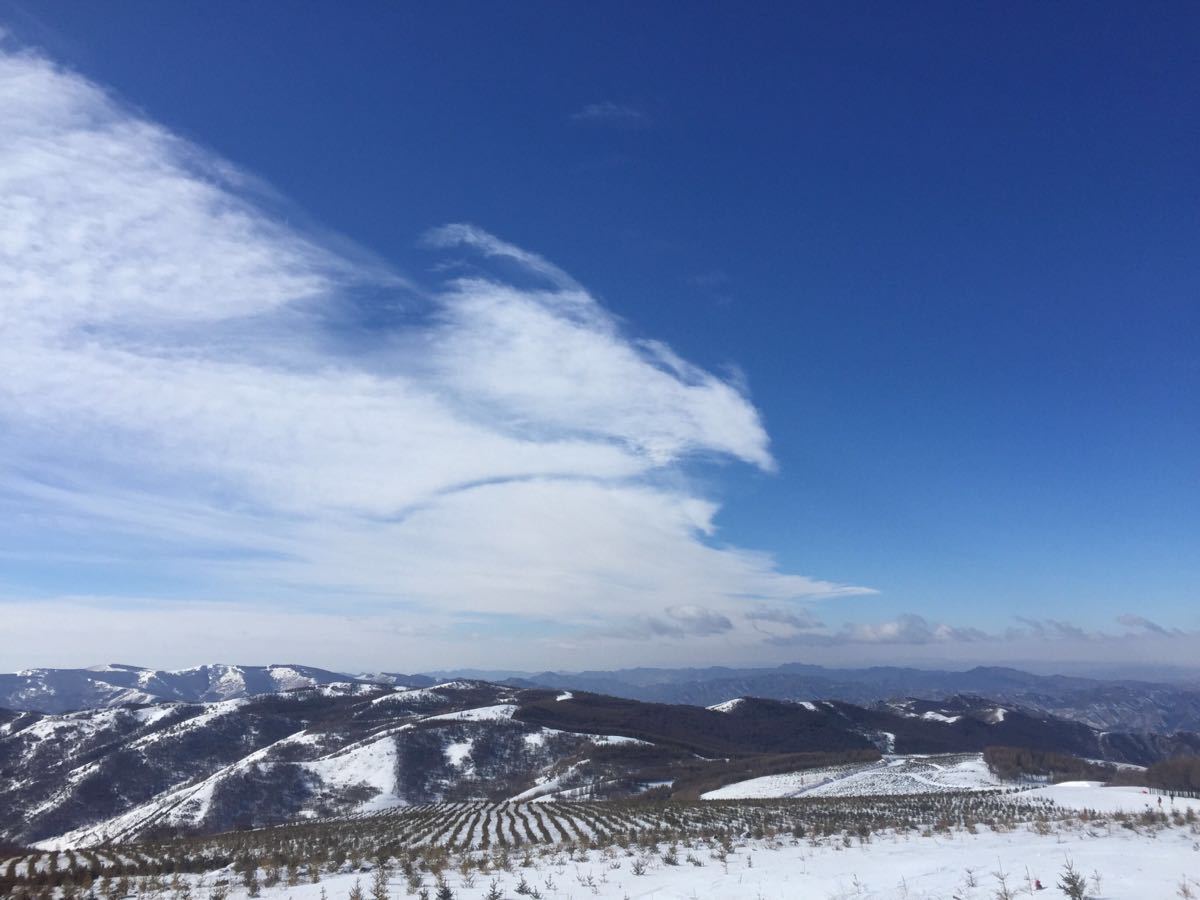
[1058,859,1087,900]
[370,868,390,900]
[348,879,364,900]
[991,864,1015,900]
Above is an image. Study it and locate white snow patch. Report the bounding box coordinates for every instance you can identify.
[586,734,651,746]
[129,705,181,727]
[920,710,963,724]
[424,703,517,722]
[1023,782,1200,815]
[210,666,247,699]
[706,698,744,713]
[125,697,250,750]
[702,762,874,800]
[444,740,473,768]
[703,753,1005,800]
[301,734,401,813]
[266,666,318,691]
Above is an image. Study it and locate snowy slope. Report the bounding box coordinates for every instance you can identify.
[1023,781,1200,814]
[8,682,654,847]
[6,679,1197,849]
[229,824,1200,899]
[702,753,1004,799]
[10,799,1200,900]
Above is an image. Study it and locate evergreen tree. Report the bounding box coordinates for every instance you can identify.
[1057,859,1088,900]
[370,868,389,900]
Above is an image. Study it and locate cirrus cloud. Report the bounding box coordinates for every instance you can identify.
[568,101,650,127]
[0,40,870,668]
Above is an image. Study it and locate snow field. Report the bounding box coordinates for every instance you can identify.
[702,753,1004,800]
[327,825,1199,899]
[1023,781,1200,815]
[9,818,1200,900]
[803,754,1003,798]
[14,791,1070,872]
[424,705,518,723]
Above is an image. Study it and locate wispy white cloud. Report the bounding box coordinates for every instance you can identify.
[1009,617,1094,641]
[569,101,650,127]
[761,613,992,647]
[746,606,826,632]
[599,604,737,641]
[1115,613,1179,637]
[836,615,992,645]
[0,42,869,668]
[756,613,1196,652]
[4,597,1197,674]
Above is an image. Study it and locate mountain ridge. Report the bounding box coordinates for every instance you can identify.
[3,677,1198,848]
[5,661,1200,734]
[0,664,434,714]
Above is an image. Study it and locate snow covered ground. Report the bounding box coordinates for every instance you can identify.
[9,781,1200,898]
[702,754,1200,821]
[1023,780,1200,815]
[113,821,1200,900]
[703,753,1004,800]
[424,703,518,722]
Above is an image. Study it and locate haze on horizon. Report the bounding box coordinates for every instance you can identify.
[0,3,1196,674]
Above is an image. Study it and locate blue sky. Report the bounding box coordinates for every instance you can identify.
[0,2,1196,672]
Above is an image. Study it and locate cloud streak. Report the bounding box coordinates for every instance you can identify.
[0,41,869,668]
[759,613,992,647]
[758,613,1197,650]
[569,101,650,127]
[1116,614,1179,637]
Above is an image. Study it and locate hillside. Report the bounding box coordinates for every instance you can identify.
[2,680,1197,847]
[489,663,1200,734]
[9,662,1200,736]
[5,789,1199,900]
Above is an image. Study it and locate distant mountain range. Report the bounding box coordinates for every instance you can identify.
[4,661,1200,734]
[3,677,1198,847]
[481,663,1200,734]
[0,664,433,714]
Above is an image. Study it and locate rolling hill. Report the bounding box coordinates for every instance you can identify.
[3,677,1198,847]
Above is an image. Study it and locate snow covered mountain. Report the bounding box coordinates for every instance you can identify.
[3,679,1198,848]
[0,679,633,846]
[8,662,1200,735]
[0,664,433,713]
